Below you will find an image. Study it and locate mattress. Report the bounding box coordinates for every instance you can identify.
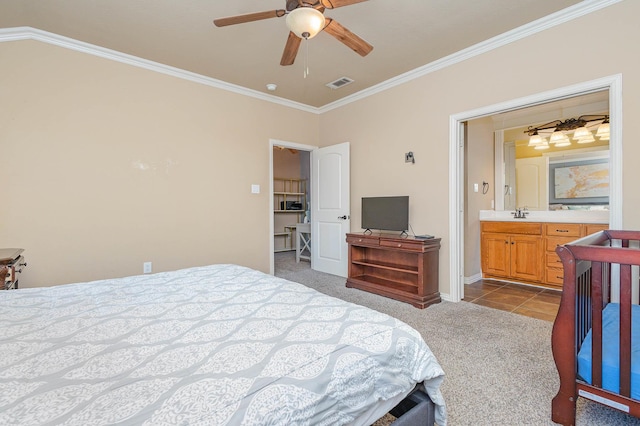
[0,264,446,425]
[577,302,640,400]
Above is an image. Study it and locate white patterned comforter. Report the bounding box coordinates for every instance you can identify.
[0,264,446,425]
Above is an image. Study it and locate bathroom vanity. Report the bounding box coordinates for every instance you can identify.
[479,211,608,289]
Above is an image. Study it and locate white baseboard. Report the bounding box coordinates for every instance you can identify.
[464,273,482,285]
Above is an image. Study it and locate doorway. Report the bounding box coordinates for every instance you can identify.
[270,140,315,276]
[450,75,623,302]
[269,140,352,278]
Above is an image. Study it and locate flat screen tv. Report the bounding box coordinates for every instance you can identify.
[361,196,409,233]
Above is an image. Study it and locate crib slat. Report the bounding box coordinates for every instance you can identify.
[620,263,632,398]
[592,261,604,388]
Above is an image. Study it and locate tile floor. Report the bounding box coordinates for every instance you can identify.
[463,279,562,322]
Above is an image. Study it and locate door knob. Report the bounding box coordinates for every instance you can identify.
[338,215,348,220]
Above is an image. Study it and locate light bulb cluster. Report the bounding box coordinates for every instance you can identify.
[525,115,609,150]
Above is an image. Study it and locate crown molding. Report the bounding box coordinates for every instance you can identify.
[0,0,621,114]
[0,26,320,114]
[318,0,622,113]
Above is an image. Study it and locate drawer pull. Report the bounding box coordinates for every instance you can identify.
[556,229,569,233]
[397,244,402,247]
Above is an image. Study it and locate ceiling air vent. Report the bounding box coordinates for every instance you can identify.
[326,77,354,90]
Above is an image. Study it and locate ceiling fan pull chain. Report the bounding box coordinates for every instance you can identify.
[303,39,309,78]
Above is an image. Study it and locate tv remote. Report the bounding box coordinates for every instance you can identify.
[414,235,434,239]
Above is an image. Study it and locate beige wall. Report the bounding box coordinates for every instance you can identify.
[320,1,640,295]
[0,40,319,287]
[3,2,639,296]
[464,118,495,278]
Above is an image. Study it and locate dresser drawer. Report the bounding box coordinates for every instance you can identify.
[546,267,565,286]
[545,223,582,237]
[346,235,379,247]
[379,239,424,251]
[481,222,541,235]
[546,236,580,252]
[546,252,563,268]
[584,224,609,236]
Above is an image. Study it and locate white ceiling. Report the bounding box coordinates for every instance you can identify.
[0,0,589,108]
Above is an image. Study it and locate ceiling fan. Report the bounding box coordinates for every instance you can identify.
[213,0,373,66]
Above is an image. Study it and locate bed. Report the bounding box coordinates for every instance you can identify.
[552,230,640,425]
[0,264,446,425]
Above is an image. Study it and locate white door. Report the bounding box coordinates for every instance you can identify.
[311,142,350,277]
[516,157,549,210]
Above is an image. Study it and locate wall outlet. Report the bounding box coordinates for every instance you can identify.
[143,262,152,274]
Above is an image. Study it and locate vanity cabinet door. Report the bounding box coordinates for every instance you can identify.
[481,233,510,277]
[481,232,542,281]
[509,235,542,282]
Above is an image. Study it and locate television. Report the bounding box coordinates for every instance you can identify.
[361,196,409,233]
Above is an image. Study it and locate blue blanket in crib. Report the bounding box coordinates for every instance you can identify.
[577,303,640,400]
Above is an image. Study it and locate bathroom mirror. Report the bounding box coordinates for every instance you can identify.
[493,91,610,211]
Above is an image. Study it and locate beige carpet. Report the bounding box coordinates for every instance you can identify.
[275,252,640,425]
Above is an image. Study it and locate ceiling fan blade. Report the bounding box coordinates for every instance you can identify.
[320,0,368,9]
[320,0,367,9]
[213,10,285,27]
[280,32,302,66]
[323,18,373,57]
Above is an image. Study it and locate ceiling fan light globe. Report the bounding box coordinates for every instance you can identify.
[286,7,325,39]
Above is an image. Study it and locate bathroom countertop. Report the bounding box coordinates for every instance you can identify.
[479,209,609,224]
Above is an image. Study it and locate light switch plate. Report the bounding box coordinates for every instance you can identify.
[251,184,260,194]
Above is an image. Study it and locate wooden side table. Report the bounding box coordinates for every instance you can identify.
[296,223,311,263]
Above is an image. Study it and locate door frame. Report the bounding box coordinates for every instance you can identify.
[269,139,318,275]
[449,74,623,302]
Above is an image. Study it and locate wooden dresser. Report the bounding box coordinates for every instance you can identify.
[481,222,608,289]
[346,233,441,309]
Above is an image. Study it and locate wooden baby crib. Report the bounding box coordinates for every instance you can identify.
[552,230,640,425]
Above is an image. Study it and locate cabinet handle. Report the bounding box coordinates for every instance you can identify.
[505,241,509,244]
[556,229,569,233]
[397,244,402,247]
[511,242,515,245]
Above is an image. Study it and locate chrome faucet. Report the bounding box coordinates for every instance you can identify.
[512,207,529,219]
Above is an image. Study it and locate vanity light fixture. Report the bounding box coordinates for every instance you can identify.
[525,114,609,148]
